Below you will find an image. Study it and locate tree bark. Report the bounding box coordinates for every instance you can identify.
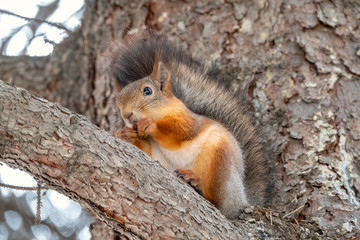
[0,0,359,238]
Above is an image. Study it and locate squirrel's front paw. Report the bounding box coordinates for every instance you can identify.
[114,127,138,143]
[175,169,203,195]
[136,117,155,139]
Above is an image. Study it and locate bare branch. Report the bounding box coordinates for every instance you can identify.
[0,8,71,33]
[35,181,42,224]
[0,181,45,191]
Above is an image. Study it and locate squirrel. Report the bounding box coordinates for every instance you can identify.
[111,34,273,218]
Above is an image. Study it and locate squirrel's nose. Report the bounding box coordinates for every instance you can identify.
[126,112,137,125]
[126,112,133,119]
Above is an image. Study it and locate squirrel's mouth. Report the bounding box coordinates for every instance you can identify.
[123,119,137,129]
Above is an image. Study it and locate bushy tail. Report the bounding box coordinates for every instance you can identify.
[111,34,274,207]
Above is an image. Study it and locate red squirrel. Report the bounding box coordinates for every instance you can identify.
[112,35,273,218]
[115,61,248,218]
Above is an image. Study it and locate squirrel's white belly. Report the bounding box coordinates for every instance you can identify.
[150,140,199,171]
[150,124,217,172]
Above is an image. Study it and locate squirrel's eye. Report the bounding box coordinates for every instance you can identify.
[143,87,152,96]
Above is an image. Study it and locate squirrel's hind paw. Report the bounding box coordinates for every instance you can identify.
[175,169,203,195]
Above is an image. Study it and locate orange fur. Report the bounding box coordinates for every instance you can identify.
[153,113,196,149]
[142,97,200,150]
[192,136,230,206]
[133,139,152,157]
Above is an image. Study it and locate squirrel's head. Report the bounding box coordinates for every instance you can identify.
[116,61,174,128]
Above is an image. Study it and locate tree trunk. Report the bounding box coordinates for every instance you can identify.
[0,0,359,238]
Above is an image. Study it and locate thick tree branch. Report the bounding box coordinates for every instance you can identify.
[0,80,257,239]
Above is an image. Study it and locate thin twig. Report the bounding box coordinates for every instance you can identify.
[283,205,305,218]
[0,182,46,191]
[43,35,57,46]
[35,181,42,224]
[0,9,71,33]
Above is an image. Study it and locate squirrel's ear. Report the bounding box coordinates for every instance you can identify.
[151,61,173,95]
[151,61,170,85]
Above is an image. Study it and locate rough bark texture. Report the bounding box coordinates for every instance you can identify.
[0,0,359,239]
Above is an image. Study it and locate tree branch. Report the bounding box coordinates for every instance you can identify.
[0,80,254,239]
[0,8,71,33]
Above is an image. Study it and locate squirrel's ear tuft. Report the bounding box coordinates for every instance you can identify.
[114,80,122,92]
